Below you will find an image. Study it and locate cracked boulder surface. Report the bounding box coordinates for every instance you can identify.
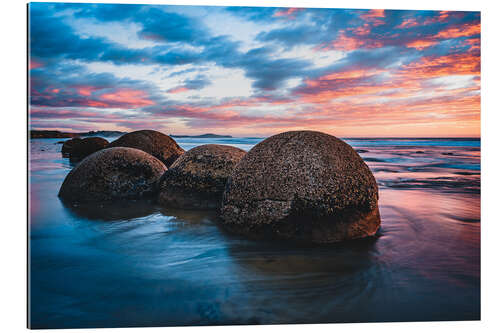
[108,130,184,167]
[69,137,109,161]
[158,144,246,209]
[59,147,167,203]
[61,137,82,157]
[220,130,381,244]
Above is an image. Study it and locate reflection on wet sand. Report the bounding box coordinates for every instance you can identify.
[62,199,158,221]
[226,236,379,275]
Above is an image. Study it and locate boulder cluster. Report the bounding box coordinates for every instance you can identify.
[58,130,381,244]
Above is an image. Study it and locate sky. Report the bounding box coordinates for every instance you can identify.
[28,3,480,137]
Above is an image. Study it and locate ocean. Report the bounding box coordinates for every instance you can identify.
[28,136,480,328]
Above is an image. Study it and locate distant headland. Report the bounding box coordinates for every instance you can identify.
[30,130,232,139]
[30,130,127,139]
[170,133,232,138]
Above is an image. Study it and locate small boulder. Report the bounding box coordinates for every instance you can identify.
[69,137,109,161]
[220,130,381,244]
[158,144,246,209]
[59,147,167,203]
[61,138,82,156]
[108,130,184,167]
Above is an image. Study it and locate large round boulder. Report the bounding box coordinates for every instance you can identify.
[108,130,184,167]
[61,137,82,156]
[59,147,167,203]
[158,144,246,209]
[69,137,109,161]
[220,131,381,244]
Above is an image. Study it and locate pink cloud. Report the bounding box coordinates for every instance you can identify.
[406,40,438,50]
[30,108,103,119]
[273,8,303,19]
[396,18,419,29]
[99,89,154,107]
[167,86,189,94]
[348,24,371,36]
[435,22,480,39]
[320,30,383,51]
[29,59,43,70]
[399,53,480,79]
[360,9,385,26]
[75,86,99,97]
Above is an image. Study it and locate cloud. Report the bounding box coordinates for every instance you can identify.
[183,75,211,89]
[29,6,111,61]
[257,25,326,47]
[28,3,481,137]
[138,8,207,44]
[225,6,282,22]
[399,53,480,78]
[30,61,163,109]
[166,75,211,93]
[261,9,480,55]
[29,4,311,91]
[231,46,313,90]
[273,8,304,19]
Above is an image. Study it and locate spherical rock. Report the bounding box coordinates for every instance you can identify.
[220,131,381,244]
[61,138,82,156]
[108,130,184,167]
[158,144,246,209]
[59,147,167,203]
[69,137,109,161]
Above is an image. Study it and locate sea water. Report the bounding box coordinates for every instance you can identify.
[28,136,480,328]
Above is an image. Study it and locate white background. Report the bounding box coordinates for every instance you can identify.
[0,0,497,332]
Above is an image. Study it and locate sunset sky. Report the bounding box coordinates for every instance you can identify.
[29,3,480,137]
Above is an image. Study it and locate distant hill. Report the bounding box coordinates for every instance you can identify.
[170,133,232,138]
[30,130,126,139]
[30,130,232,139]
[30,130,80,139]
[83,131,126,137]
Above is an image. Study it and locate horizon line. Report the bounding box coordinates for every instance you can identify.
[29,129,480,140]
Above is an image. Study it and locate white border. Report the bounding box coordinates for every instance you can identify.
[2,0,498,332]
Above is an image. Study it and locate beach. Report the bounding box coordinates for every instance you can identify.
[29,136,480,328]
